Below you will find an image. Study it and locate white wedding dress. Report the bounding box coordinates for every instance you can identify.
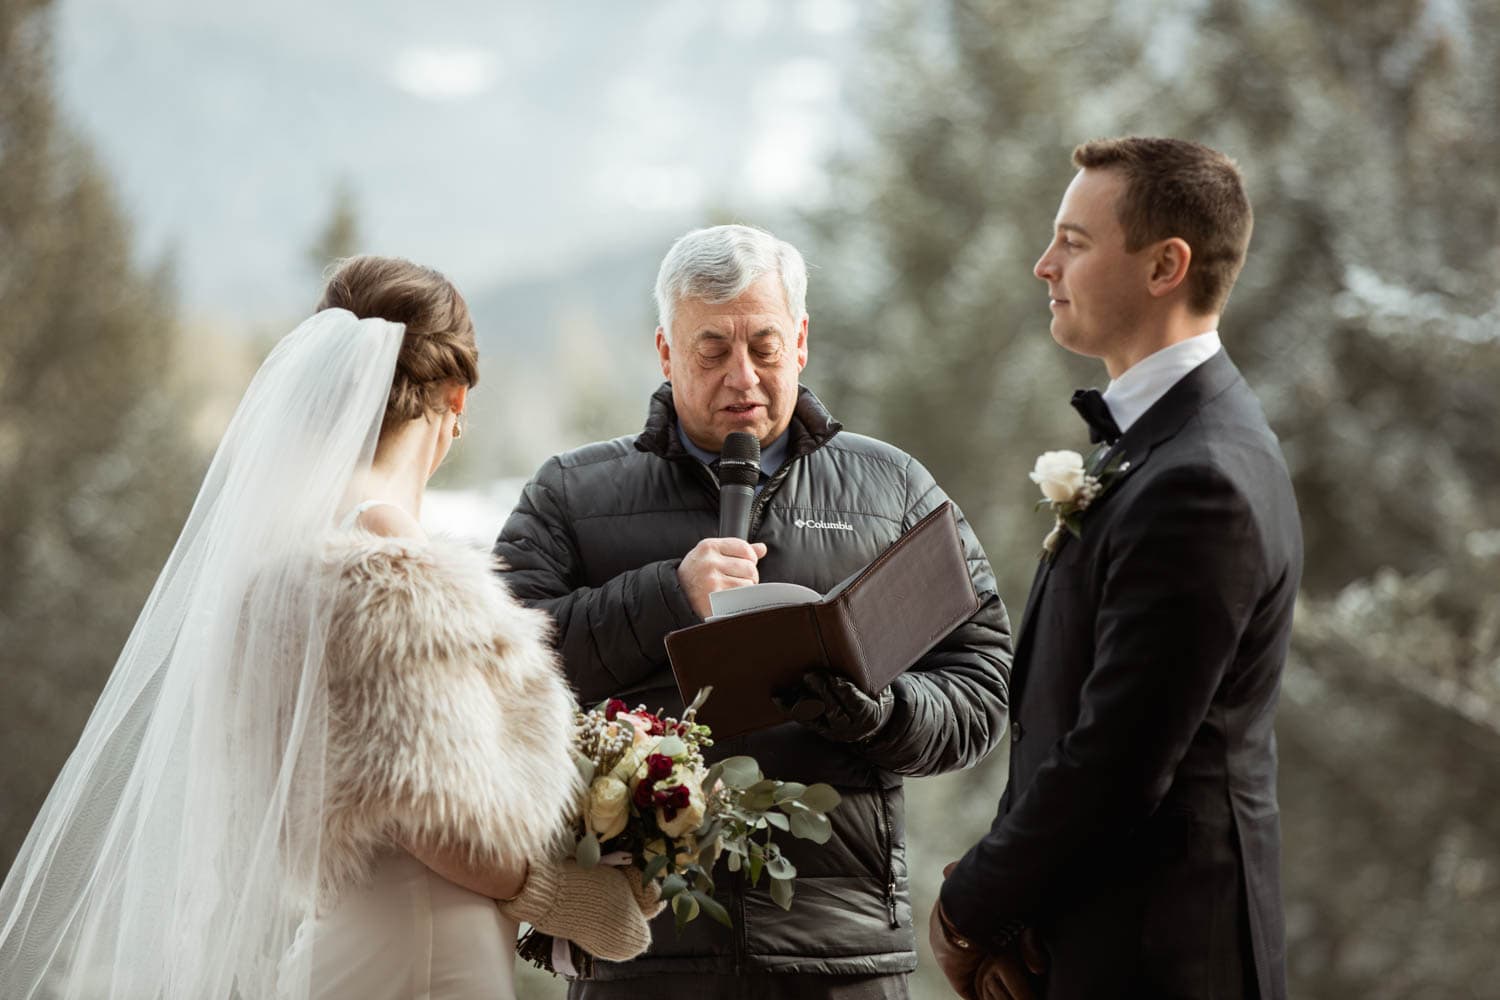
[306,849,519,1000]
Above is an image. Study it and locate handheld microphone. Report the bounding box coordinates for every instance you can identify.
[717,432,761,540]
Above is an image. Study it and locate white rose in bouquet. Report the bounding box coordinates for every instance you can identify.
[586,775,630,842]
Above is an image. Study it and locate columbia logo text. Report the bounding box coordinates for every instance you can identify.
[793,517,855,532]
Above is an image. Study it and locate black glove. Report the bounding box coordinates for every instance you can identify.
[774,671,895,743]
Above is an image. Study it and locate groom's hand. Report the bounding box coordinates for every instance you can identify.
[677,538,767,619]
[932,863,1047,1000]
[972,943,1044,1000]
[929,897,984,1000]
[773,671,895,742]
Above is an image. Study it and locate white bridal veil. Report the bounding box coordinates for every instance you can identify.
[0,309,404,999]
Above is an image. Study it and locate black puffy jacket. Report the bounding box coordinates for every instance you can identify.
[493,384,1012,979]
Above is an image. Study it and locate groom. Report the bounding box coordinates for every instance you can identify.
[931,138,1301,999]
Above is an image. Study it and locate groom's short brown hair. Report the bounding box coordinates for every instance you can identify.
[1073,137,1253,316]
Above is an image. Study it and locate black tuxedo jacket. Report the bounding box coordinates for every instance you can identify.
[941,351,1301,999]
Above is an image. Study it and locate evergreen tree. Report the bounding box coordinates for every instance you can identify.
[0,0,197,869]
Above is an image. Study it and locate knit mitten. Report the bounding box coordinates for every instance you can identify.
[500,860,652,961]
[624,867,667,919]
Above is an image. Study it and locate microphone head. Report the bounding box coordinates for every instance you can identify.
[718,431,762,488]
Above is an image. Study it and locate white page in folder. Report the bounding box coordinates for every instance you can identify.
[707,581,823,620]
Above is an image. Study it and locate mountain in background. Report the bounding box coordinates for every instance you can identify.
[51,0,860,322]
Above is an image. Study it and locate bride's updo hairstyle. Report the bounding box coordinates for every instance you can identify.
[317,255,479,430]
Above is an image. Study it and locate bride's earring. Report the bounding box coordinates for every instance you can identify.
[451,410,464,439]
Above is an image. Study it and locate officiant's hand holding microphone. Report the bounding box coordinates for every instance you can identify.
[680,433,896,741]
[677,538,767,619]
[676,431,768,619]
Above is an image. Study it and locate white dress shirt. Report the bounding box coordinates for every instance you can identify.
[1102,331,1222,435]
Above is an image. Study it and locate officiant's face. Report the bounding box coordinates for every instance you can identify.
[656,274,809,452]
[1035,168,1152,363]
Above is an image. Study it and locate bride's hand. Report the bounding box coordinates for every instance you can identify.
[499,859,652,962]
[623,867,667,919]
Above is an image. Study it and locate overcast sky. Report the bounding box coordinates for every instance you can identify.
[54,0,862,323]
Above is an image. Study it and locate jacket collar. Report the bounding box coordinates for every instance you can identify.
[634,382,843,463]
[1110,347,1241,464]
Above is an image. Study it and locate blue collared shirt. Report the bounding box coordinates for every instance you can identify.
[676,421,790,496]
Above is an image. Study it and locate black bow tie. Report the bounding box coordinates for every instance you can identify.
[1071,388,1122,445]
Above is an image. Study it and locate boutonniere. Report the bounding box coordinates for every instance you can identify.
[1029,447,1129,559]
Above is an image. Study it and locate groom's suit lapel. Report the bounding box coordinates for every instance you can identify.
[1008,351,1245,705]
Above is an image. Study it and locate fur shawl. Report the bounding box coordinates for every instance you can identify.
[317,532,579,907]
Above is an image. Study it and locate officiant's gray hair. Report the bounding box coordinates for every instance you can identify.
[654,224,808,340]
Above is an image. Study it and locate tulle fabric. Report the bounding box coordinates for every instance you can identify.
[0,309,403,1000]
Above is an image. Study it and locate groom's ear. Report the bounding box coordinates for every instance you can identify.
[1146,237,1192,299]
[655,327,672,379]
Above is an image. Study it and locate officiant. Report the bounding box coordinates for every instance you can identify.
[493,223,1012,1000]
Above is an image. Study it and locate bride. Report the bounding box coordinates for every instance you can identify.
[0,256,654,1000]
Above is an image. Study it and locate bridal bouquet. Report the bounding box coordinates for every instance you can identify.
[518,687,842,973]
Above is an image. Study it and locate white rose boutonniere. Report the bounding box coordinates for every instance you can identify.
[1030,450,1088,503]
[1029,448,1127,558]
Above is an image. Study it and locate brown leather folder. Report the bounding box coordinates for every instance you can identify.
[665,501,981,739]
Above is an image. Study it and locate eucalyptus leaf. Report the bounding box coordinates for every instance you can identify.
[672,890,700,929]
[686,686,714,715]
[718,756,762,790]
[741,789,777,812]
[764,811,790,831]
[769,875,795,910]
[772,782,807,802]
[661,873,687,900]
[790,810,833,844]
[799,784,842,814]
[749,853,765,885]
[704,762,725,793]
[692,889,733,928]
[643,852,671,883]
[727,850,742,873]
[575,830,600,868]
[747,779,778,794]
[765,853,797,880]
[571,750,597,785]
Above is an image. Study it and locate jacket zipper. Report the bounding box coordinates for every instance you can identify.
[691,453,793,540]
[747,463,794,537]
[878,788,898,929]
